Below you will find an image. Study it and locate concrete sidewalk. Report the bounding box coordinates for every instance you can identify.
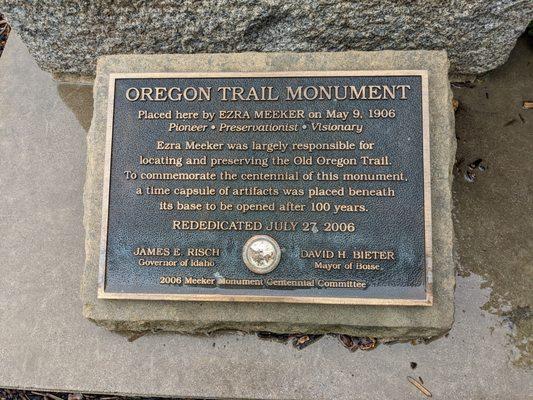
[0,32,531,399]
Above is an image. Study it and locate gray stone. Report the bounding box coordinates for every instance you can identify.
[2,32,533,400]
[82,50,456,338]
[1,1,532,80]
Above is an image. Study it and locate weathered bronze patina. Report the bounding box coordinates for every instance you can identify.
[98,71,432,305]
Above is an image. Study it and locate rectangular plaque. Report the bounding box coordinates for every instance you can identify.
[98,70,432,305]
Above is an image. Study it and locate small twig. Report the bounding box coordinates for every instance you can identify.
[451,81,475,89]
[30,392,64,400]
[407,376,432,397]
[523,101,533,109]
[504,118,517,127]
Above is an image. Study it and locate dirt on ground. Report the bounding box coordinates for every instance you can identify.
[452,34,533,366]
[0,389,199,400]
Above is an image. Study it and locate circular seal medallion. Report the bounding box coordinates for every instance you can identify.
[242,235,281,274]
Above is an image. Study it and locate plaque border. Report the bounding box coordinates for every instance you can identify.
[97,70,432,306]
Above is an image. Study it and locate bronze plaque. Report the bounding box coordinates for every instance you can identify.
[98,71,432,305]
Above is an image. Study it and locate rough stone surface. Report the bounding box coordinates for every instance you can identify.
[1,1,532,80]
[82,50,456,337]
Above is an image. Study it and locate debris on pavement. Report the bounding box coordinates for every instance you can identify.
[126,331,148,342]
[256,332,324,349]
[468,159,484,170]
[463,158,487,183]
[292,334,324,350]
[0,389,202,400]
[0,13,11,58]
[30,393,64,400]
[407,376,432,397]
[257,332,378,352]
[256,331,292,343]
[464,169,476,183]
[337,335,377,351]
[451,81,476,89]
[452,98,459,112]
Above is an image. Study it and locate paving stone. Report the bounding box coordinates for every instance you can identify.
[82,50,455,337]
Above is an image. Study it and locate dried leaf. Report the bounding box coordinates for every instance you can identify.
[0,13,11,57]
[338,334,358,351]
[292,334,323,350]
[297,335,309,344]
[452,98,459,112]
[358,337,377,350]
